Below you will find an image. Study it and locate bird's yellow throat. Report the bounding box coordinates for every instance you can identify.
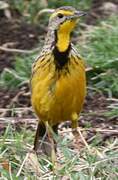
[56,20,76,52]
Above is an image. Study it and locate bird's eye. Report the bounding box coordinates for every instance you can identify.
[57,13,64,18]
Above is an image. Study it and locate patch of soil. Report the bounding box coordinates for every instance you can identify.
[0,89,17,109]
[0,18,44,72]
[86,0,118,25]
[0,85,30,109]
[83,91,109,112]
[0,52,14,72]
[0,19,40,49]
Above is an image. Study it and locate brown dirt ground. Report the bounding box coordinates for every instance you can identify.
[0,18,45,72]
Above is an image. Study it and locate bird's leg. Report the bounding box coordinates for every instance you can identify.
[71,112,78,134]
[33,121,46,152]
[71,112,88,149]
[45,121,57,169]
[71,112,83,149]
[52,124,58,151]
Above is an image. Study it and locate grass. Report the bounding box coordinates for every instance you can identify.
[0,123,118,179]
[0,55,34,89]
[48,0,92,10]
[79,15,118,97]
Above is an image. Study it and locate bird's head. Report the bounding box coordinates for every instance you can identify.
[48,6,86,52]
[49,6,86,31]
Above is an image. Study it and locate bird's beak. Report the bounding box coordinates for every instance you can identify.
[67,11,87,21]
[74,10,87,17]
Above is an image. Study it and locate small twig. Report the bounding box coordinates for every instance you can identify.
[107,104,118,109]
[0,118,37,126]
[9,162,13,180]
[0,46,40,54]
[85,67,93,72]
[87,86,102,93]
[103,139,118,153]
[74,156,118,172]
[39,171,54,179]
[0,139,22,142]
[16,153,29,177]
[60,127,118,134]
[25,152,43,176]
[3,68,27,81]
[77,127,91,151]
[107,98,118,102]
[92,128,118,133]
[0,148,8,157]
[36,8,54,17]
[0,107,32,113]
[91,72,107,80]
[34,8,54,23]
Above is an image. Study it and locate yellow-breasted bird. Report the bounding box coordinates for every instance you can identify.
[31,6,86,154]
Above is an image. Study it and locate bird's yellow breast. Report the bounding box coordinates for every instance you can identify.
[31,54,86,126]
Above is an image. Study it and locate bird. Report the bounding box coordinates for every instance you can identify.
[31,6,86,156]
